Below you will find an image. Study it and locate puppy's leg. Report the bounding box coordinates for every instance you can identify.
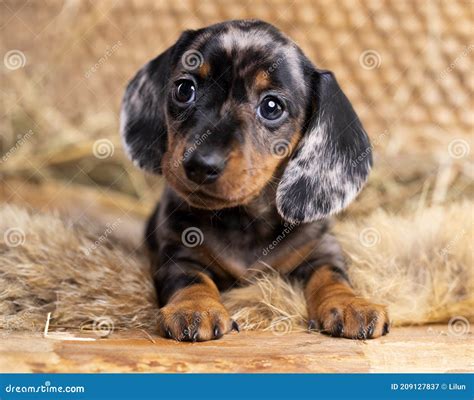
[154,262,237,341]
[291,234,390,339]
[305,265,390,339]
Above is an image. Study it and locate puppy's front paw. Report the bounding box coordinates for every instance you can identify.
[157,298,239,342]
[309,297,390,339]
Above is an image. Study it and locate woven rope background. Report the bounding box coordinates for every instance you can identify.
[0,0,472,204]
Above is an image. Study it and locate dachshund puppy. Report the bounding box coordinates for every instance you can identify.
[120,20,390,341]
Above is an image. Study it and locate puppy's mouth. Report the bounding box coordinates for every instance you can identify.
[172,183,263,210]
[181,189,260,209]
[162,152,268,209]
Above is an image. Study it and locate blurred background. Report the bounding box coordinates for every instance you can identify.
[0,0,472,225]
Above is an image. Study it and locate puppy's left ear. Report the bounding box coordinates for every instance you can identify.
[276,69,372,223]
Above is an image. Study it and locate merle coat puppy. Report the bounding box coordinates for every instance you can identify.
[120,19,390,341]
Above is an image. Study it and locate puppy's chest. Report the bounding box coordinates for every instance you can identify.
[204,211,285,266]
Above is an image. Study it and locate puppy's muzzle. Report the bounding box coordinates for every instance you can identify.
[183,150,227,184]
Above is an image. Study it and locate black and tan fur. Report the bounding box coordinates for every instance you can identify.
[120,20,390,341]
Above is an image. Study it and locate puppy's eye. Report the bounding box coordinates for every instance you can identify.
[174,80,196,104]
[258,96,284,121]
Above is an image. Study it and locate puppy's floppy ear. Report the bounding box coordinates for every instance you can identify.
[120,47,173,174]
[120,30,197,174]
[276,69,372,223]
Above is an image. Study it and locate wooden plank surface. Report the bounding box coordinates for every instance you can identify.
[1,325,472,373]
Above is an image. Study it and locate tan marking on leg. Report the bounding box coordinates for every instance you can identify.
[157,273,233,341]
[306,266,390,339]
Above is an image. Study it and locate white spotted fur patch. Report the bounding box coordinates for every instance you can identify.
[276,119,370,223]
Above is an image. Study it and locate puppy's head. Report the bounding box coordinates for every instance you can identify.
[121,20,372,222]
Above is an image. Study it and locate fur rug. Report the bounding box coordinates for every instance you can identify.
[0,202,472,334]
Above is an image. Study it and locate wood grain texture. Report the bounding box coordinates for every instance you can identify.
[1,326,472,373]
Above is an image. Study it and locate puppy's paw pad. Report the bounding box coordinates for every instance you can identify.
[311,297,390,339]
[157,299,236,342]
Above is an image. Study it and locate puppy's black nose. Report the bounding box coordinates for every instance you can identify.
[183,151,226,184]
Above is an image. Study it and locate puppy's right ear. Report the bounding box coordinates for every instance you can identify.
[120,46,174,174]
[121,30,200,173]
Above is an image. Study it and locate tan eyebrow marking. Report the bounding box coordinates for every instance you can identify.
[199,62,211,79]
[255,70,270,90]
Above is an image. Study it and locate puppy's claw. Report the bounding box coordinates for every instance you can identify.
[213,325,220,338]
[157,298,232,341]
[308,319,318,331]
[231,320,240,332]
[367,323,375,338]
[311,297,389,339]
[332,320,344,337]
[182,328,190,341]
